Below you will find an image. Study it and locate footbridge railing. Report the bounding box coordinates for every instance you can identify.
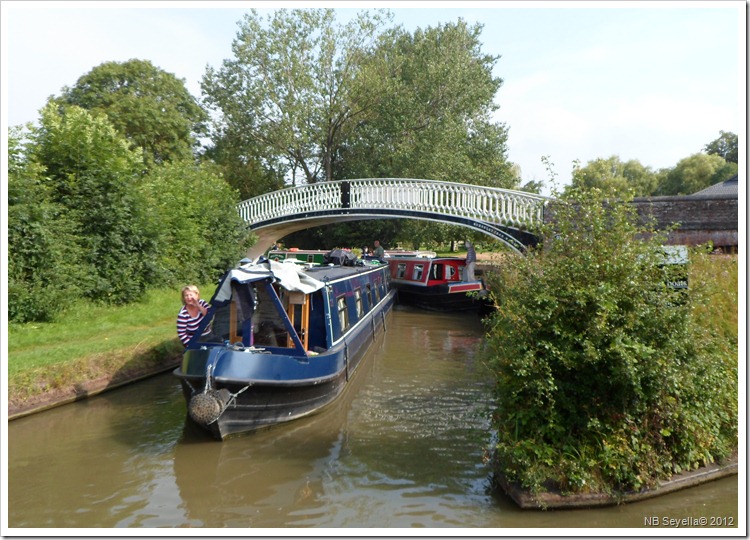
[237,178,550,256]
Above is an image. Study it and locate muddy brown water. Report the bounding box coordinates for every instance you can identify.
[6,308,739,530]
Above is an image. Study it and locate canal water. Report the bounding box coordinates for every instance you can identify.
[6,308,739,531]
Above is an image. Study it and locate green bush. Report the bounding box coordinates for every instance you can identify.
[138,161,255,287]
[8,113,256,323]
[483,187,737,494]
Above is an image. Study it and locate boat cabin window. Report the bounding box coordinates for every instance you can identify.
[412,264,425,281]
[431,263,458,281]
[366,283,373,309]
[354,289,364,318]
[196,281,265,346]
[396,263,407,279]
[252,285,290,347]
[337,295,349,332]
[373,279,381,302]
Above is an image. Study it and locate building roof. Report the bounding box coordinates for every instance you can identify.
[691,174,738,197]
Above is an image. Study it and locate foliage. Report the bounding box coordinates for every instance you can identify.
[483,186,737,494]
[704,130,738,164]
[202,131,285,200]
[279,218,403,252]
[202,8,392,185]
[656,153,737,195]
[57,59,208,167]
[337,20,514,187]
[30,104,159,304]
[138,161,256,285]
[7,126,84,322]
[567,156,659,197]
[8,104,251,324]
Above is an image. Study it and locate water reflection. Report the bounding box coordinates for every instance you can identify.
[173,343,380,528]
[6,308,739,530]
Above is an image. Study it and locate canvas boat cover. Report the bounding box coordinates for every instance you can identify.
[213,259,325,303]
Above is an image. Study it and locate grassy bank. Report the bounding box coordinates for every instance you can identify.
[7,286,211,415]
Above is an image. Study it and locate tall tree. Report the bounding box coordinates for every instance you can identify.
[338,20,514,187]
[58,59,207,167]
[202,8,392,185]
[704,130,738,164]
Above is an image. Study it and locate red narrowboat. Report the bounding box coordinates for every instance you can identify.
[387,257,489,312]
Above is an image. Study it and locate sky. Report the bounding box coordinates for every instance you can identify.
[1,0,745,190]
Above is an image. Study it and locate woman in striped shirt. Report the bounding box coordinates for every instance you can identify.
[177,285,210,346]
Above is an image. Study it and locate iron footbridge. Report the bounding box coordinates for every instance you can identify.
[237,178,550,260]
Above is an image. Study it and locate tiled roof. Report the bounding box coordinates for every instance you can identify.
[691,174,738,197]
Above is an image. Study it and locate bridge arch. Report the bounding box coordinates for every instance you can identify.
[237,178,549,260]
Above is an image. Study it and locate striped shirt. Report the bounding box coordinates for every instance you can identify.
[177,299,210,346]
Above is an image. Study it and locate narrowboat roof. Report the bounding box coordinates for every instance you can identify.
[303,262,386,282]
[215,260,325,303]
[216,259,386,303]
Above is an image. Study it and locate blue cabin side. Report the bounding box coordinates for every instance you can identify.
[186,263,391,357]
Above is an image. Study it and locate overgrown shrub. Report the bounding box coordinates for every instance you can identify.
[483,186,738,495]
[138,161,255,286]
[8,128,83,322]
[8,111,255,323]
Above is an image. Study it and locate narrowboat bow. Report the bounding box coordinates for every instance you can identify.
[174,258,395,440]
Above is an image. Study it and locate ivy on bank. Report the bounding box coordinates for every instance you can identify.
[483,186,737,495]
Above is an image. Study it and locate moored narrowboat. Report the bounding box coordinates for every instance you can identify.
[388,256,489,312]
[267,248,330,265]
[173,258,395,440]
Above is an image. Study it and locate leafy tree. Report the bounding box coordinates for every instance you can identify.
[656,153,737,195]
[32,103,158,304]
[202,8,393,185]
[203,130,285,200]
[333,20,515,247]
[704,130,738,163]
[567,155,658,197]
[337,20,514,188]
[484,187,737,494]
[58,59,207,167]
[138,161,256,285]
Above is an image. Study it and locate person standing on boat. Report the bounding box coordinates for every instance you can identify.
[177,285,211,346]
[464,240,477,282]
[372,240,385,261]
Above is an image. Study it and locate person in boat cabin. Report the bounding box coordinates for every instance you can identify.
[177,285,211,346]
[464,240,477,282]
[372,240,385,261]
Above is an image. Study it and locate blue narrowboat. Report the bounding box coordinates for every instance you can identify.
[173,258,395,440]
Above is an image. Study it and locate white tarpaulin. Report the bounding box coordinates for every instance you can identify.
[213,260,325,303]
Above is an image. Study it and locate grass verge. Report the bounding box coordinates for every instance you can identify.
[7,286,209,416]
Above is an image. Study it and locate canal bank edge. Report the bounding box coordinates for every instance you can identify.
[7,355,181,421]
[494,455,738,509]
